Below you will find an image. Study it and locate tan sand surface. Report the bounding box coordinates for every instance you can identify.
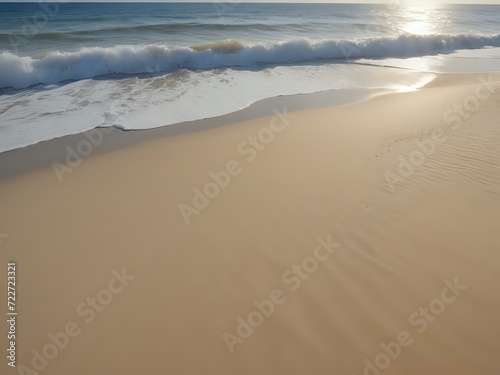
[0,73,499,375]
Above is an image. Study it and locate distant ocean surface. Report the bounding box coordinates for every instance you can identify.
[1,2,500,152]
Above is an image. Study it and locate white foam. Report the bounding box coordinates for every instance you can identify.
[0,64,434,152]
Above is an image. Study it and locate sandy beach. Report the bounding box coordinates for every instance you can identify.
[0,72,499,374]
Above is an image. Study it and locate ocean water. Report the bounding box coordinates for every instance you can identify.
[1,2,500,152]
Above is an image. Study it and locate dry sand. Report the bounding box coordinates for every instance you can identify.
[0,73,499,375]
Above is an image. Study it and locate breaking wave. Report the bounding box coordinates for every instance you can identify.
[1,33,500,89]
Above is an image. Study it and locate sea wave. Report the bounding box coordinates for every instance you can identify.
[0,22,323,42]
[1,33,499,89]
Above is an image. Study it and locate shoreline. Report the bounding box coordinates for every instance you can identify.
[0,71,491,181]
[0,86,385,180]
